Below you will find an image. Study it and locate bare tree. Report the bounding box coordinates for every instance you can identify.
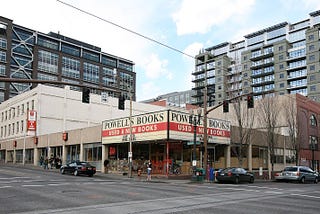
[258,96,282,177]
[284,95,300,165]
[231,99,256,167]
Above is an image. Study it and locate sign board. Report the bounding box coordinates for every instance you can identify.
[27,110,37,131]
[102,110,231,145]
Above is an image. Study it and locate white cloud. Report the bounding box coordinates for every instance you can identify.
[184,42,204,58]
[141,53,171,80]
[139,82,161,101]
[172,0,255,35]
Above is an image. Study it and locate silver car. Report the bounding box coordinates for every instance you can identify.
[275,166,318,183]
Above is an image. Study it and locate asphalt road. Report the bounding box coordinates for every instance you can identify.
[0,164,320,214]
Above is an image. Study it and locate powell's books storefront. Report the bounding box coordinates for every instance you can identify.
[102,110,231,175]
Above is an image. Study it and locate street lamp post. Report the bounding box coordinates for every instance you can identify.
[189,108,202,178]
[128,88,133,178]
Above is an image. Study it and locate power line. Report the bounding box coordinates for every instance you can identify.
[56,0,195,59]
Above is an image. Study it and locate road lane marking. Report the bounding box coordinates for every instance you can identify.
[22,184,44,187]
[0,186,12,189]
[290,193,320,199]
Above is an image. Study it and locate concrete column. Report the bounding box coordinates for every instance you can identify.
[5,150,8,163]
[34,147,39,166]
[13,149,16,164]
[62,144,67,165]
[248,143,252,171]
[101,144,109,173]
[79,143,83,161]
[225,145,231,168]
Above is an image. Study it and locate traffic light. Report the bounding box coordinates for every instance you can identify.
[223,100,229,113]
[118,95,125,110]
[82,87,90,103]
[247,94,254,108]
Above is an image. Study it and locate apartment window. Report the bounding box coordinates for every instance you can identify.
[308,34,314,41]
[278,46,283,51]
[309,45,315,51]
[21,120,24,132]
[309,55,315,61]
[243,56,247,61]
[0,64,5,76]
[279,73,284,79]
[38,50,58,74]
[0,38,7,49]
[279,64,284,70]
[279,83,284,88]
[16,121,19,133]
[310,65,315,71]
[0,50,6,62]
[310,114,317,127]
[279,55,284,60]
[62,57,80,79]
[243,64,248,70]
[61,43,80,57]
[83,62,99,83]
[310,85,316,91]
[310,75,316,81]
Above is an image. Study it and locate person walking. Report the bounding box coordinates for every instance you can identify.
[44,157,49,170]
[146,160,152,181]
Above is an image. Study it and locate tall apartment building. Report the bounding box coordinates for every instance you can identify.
[0,16,136,103]
[193,10,320,107]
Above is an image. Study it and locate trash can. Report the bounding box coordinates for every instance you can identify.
[196,168,205,182]
[209,168,215,182]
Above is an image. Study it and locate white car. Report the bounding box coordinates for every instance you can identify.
[275,166,318,183]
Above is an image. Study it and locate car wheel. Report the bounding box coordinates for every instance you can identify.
[235,177,240,184]
[314,177,318,184]
[300,177,305,183]
[74,170,78,176]
[249,177,254,183]
[60,168,65,174]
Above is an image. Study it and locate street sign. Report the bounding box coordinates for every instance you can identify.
[187,141,201,146]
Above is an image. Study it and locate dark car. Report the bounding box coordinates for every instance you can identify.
[216,167,254,184]
[274,166,318,183]
[60,161,96,177]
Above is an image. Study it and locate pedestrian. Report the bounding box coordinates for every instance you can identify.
[39,156,44,167]
[44,157,49,170]
[146,160,152,181]
[104,159,109,174]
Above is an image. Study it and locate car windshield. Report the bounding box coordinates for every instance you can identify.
[284,167,298,172]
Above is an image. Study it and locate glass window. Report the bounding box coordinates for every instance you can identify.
[279,83,284,88]
[118,61,133,72]
[101,56,117,67]
[309,55,315,61]
[310,85,316,91]
[310,115,317,126]
[0,38,7,49]
[38,50,59,74]
[0,64,5,76]
[83,50,99,63]
[308,34,314,41]
[62,57,80,79]
[83,62,99,83]
[37,36,59,50]
[0,50,6,62]
[61,43,80,57]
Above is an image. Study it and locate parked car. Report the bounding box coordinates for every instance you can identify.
[60,161,96,177]
[216,167,254,184]
[274,166,318,183]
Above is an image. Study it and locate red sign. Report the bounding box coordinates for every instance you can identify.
[27,110,37,131]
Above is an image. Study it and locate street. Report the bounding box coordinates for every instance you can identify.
[0,164,320,214]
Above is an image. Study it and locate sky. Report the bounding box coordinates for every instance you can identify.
[2,0,320,101]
